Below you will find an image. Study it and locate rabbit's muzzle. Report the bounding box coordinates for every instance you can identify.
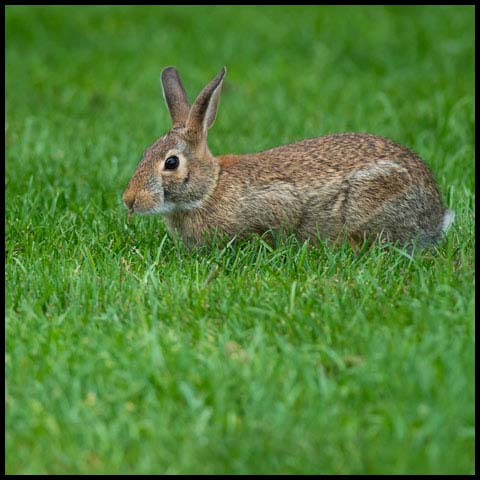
[122,180,163,215]
[122,190,152,214]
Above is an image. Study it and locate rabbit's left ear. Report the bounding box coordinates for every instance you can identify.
[186,67,226,135]
[161,67,190,128]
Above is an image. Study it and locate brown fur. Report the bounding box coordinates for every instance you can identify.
[123,67,452,249]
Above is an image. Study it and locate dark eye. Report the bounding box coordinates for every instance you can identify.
[164,155,179,170]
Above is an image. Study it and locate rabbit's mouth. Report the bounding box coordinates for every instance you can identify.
[151,199,205,215]
[125,198,182,216]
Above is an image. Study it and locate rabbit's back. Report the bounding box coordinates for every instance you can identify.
[212,133,448,248]
[225,133,437,185]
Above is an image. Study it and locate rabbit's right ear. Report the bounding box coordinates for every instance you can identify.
[186,67,226,136]
[161,67,190,128]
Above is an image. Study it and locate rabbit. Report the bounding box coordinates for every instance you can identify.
[122,66,454,249]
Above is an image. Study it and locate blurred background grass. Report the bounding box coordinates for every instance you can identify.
[5,5,475,474]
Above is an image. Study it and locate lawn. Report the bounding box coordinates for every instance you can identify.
[5,5,475,474]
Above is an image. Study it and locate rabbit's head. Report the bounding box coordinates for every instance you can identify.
[122,67,226,215]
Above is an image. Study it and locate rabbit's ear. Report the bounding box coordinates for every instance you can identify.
[161,67,190,128]
[186,67,226,135]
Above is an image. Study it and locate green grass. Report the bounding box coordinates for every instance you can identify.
[5,5,475,474]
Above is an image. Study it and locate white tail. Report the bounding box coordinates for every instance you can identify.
[441,208,455,233]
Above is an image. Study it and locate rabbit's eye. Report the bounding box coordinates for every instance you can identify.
[164,155,179,170]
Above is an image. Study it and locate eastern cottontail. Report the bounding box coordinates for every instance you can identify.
[123,67,454,249]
